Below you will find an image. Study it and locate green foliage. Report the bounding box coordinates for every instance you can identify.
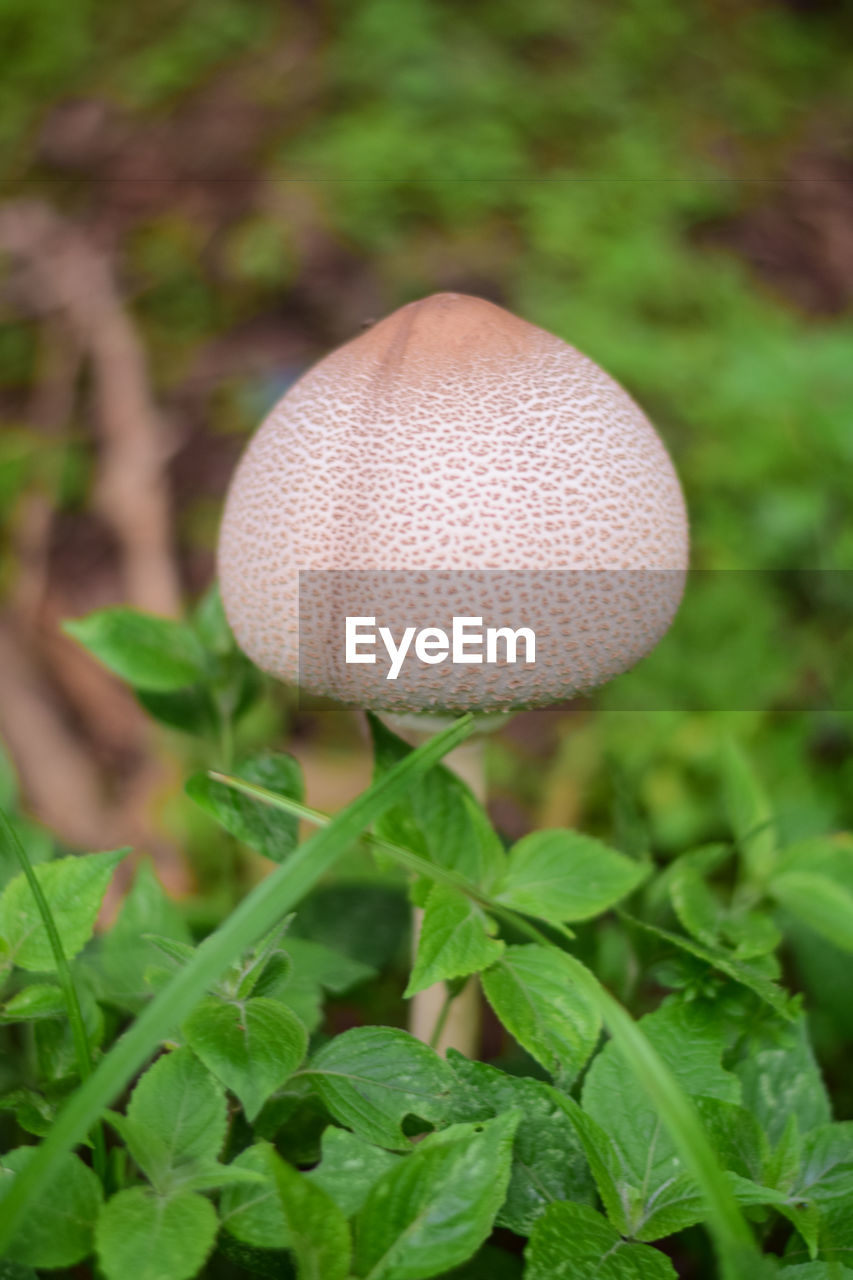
[352,1114,518,1280]
[304,1027,454,1149]
[183,996,307,1119]
[0,848,129,972]
[3,560,853,1280]
[481,944,600,1085]
[493,828,647,922]
[405,884,503,997]
[0,1147,102,1268]
[525,1200,677,1279]
[95,1186,218,1280]
[187,753,304,862]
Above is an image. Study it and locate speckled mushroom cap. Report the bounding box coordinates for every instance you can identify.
[218,293,688,713]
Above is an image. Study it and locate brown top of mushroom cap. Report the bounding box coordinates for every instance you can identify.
[218,292,689,711]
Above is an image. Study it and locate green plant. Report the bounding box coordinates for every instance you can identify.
[0,594,850,1278]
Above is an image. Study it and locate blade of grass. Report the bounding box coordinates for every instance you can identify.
[0,713,474,1253]
[210,774,760,1276]
[0,808,107,1183]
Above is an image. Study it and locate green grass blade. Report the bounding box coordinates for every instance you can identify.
[0,713,474,1252]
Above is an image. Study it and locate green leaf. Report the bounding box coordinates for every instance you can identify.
[781,1268,853,1279]
[63,608,208,691]
[95,1187,218,1280]
[305,1026,454,1149]
[405,884,503,997]
[494,830,647,923]
[550,1094,632,1235]
[446,1051,594,1234]
[272,1152,351,1280]
[369,716,505,889]
[353,1113,519,1280]
[797,1124,853,1206]
[0,1147,102,1268]
[524,1201,677,1279]
[581,995,739,1240]
[669,863,722,946]
[480,944,600,1086]
[187,753,305,862]
[721,739,777,885]
[0,983,65,1022]
[0,848,129,972]
[125,1047,226,1181]
[0,1088,57,1138]
[283,937,376,994]
[220,1142,290,1249]
[0,714,476,1256]
[183,995,308,1119]
[307,1127,401,1218]
[92,859,192,1010]
[771,872,853,953]
[626,915,795,1018]
[733,1015,831,1146]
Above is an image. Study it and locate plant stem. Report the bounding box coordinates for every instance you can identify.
[0,808,107,1184]
[0,714,475,1254]
[410,738,483,1057]
[428,985,455,1050]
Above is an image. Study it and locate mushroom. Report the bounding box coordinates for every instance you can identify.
[217,292,689,1051]
[219,293,688,717]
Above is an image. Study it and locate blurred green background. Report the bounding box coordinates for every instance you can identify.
[1,0,852,1089]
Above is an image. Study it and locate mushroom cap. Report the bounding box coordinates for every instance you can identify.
[218,293,688,712]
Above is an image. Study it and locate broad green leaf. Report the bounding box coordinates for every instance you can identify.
[0,983,65,1022]
[0,1147,102,1268]
[694,1097,768,1184]
[0,848,128,972]
[95,1187,217,1280]
[405,884,503,996]
[481,945,600,1086]
[627,916,794,1018]
[370,716,505,889]
[305,1026,454,1149]
[816,1195,853,1267]
[721,739,777,885]
[33,974,103,1083]
[282,937,376,995]
[669,864,722,946]
[63,608,208,691]
[272,1152,351,1280]
[581,995,739,1239]
[307,1127,401,1217]
[733,1015,831,1146]
[494,829,647,923]
[187,753,304,862]
[525,1201,677,1279]
[551,1094,631,1235]
[354,1113,518,1280]
[0,1088,57,1138]
[220,1142,290,1249]
[125,1047,226,1179]
[781,1266,853,1279]
[771,872,853,953]
[183,995,307,1119]
[797,1124,853,1206]
[446,1051,594,1234]
[93,859,192,1010]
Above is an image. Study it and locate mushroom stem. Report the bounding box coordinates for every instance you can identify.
[407,735,484,1058]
